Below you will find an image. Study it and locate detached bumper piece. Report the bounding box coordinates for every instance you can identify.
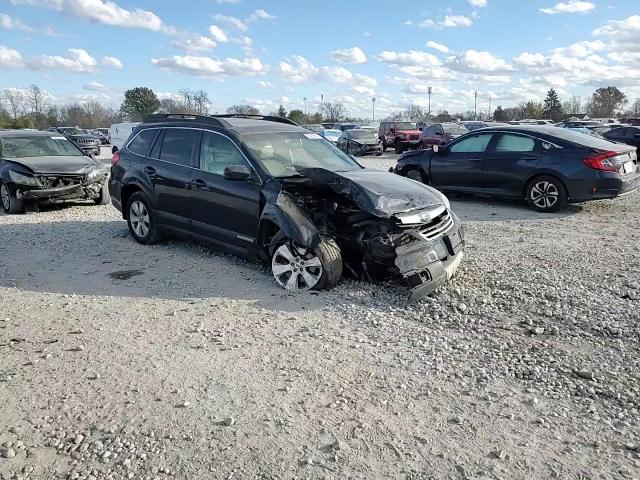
[22,184,83,201]
[395,227,464,304]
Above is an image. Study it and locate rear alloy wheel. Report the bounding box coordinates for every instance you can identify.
[126,192,163,244]
[270,235,342,292]
[1,182,25,214]
[526,176,567,212]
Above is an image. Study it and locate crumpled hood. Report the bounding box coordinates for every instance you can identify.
[298,167,444,218]
[6,156,102,174]
[352,138,380,146]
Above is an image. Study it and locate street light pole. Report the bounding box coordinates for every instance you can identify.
[372,97,376,122]
[474,91,478,120]
[303,97,307,116]
[488,97,492,120]
[428,86,432,118]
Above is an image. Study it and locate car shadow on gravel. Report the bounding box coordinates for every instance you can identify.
[0,219,346,312]
[450,194,582,222]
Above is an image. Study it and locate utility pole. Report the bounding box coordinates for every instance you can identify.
[320,94,323,109]
[428,86,432,118]
[474,91,478,120]
[372,97,376,122]
[303,97,307,116]
[488,97,492,120]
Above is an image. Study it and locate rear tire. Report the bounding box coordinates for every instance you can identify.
[0,182,25,214]
[394,141,403,154]
[270,232,342,292]
[526,175,567,212]
[126,192,163,244]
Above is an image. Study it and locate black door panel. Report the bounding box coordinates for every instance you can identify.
[430,133,494,191]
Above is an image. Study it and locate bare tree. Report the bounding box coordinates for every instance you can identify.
[3,89,25,120]
[320,102,346,122]
[177,89,210,115]
[25,84,49,118]
[405,104,427,121]
[226,104,260,115]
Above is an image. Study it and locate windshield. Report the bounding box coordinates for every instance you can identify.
[243,131,362,178]
[350,130,377,140]
[0,135,84,158]
[394,122,417,130]
[324,130,342,139]
[443,124,469,135]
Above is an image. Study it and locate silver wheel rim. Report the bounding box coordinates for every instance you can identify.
[271,242,323,291]
[1,185,9,211]
[531,181,559,209]
[129,200,150,238]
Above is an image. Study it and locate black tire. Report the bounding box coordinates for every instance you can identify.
[526,175,568,212]
[406,169,426,184]
[394,141,403,154]
[269,231,342,291]
[126,192,163,244]
[418,141,425,150]
[111,145,118,154]
[381,139,387,152]
[94,181,110,205]
[0,182,25,214]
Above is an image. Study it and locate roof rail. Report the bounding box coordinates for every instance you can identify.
[143,114,228,128]
[214,114,299,126]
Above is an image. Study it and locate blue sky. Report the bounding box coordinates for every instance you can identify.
[1,0,639,118]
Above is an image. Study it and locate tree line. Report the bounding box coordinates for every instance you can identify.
[2,84,639,130]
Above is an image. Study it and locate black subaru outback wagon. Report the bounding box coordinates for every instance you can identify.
[108,114,464,302]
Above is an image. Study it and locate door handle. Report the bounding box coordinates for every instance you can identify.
[192,178,207,189]
[468,158,482,162]
[522,155,538,161]
[144,166,156,176]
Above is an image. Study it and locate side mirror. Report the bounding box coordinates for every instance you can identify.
[223,164,252,181]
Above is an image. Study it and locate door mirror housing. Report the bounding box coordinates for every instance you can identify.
[223,164,252,181]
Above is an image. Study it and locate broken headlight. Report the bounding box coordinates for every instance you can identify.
[9,170,41,187]
[86,166,108,182]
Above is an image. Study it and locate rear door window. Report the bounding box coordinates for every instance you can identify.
[159,128,199,167]
[127,129,158,157]
[450,134,493,153]
[495,134,536,152]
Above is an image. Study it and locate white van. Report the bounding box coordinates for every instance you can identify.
[109,122,139,154]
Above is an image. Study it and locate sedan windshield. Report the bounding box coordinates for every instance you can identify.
[349,130,377,140]
[243,131,362,178]
[443,124,469,135]
[0,136,84,158]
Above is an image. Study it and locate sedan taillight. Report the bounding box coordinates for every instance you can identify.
[582,151,618,173]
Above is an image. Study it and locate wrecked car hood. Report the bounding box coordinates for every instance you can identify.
[352,139,380,146]
[298,168,444,218]
[4,156,102,174]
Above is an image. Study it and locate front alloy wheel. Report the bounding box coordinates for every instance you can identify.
[272,243,323,291]
[129,200,150,238]
[126,192,163,244]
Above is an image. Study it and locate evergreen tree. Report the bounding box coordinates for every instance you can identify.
[542,88,563,121]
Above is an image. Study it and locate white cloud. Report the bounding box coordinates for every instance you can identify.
[468,0,487,6]
[377,50,441,67]
[551,40,605,58]
[208,25,228,43]
[11,0,167,31]
[30,48,98,73]
[102,55,123,68]
[151,55,268,77]
[259,80,274,88]
[0,45,22,67]
[446,50,513,73]
[330,47,367,64]
[84,81,106,91]
[594,15,640,48]
[248,9,276,21]
[426,41,449,53]
[540,1,595,15]
[514,52,546,67]
[0,13,32,32]
[213,14,247,31]
[416,14,473,29]
[173,34,217,53]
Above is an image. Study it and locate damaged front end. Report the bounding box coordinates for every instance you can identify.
[270,168,464,303]
[14,167,108,203]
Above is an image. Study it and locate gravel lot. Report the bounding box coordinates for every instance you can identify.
[1,147,639,479]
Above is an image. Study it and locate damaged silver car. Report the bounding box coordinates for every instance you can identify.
[0,130,110,214]
[108,114,464,303]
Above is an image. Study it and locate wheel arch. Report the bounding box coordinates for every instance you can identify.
[522,171,569,199]
[120,182,146,219]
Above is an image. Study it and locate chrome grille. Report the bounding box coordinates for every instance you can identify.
[412,209,453,240]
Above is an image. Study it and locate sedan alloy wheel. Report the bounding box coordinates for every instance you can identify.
[271,242,323,291]
[129,200,150,238]
[530,180,558,209]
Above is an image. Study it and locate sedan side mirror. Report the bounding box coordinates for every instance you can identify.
[223,164,252,181]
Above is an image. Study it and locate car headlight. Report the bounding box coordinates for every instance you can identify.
[9,170,41,187]
[86,166,108,182]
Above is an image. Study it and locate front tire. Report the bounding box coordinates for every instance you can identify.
[394,141,404,154]
[526,176,567,212]
[270,232,342,292]
[126,192,163,244]
[94,182,110,205]
[0,182,25,214]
